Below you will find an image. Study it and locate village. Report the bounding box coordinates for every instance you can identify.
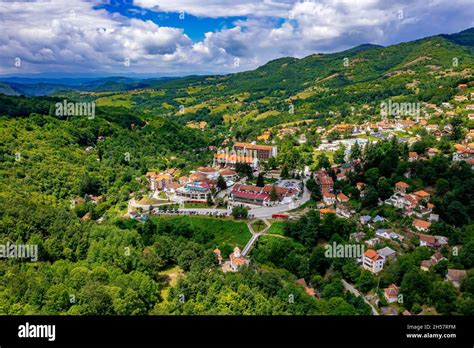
[122,84,474,316]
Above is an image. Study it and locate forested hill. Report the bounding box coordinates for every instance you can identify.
[24,27,470,142]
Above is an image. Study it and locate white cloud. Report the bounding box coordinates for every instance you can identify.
[134,0,294,18]
[0,0,472,76]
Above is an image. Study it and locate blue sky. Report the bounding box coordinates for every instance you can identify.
[0,0,473,77]
[96,1,247,42]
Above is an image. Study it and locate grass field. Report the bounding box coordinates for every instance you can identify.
[95,94,133,108]
[153,215,251,249]
[267,221,285,235]
[251,220,267,232]
[159,266,184,301]
[313,150,335,165]
[184,202,214,209]
[137,197,168,205]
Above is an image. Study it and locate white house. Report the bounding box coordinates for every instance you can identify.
[363,249,385,273]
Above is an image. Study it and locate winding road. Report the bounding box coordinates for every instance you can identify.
[342,279,379,315]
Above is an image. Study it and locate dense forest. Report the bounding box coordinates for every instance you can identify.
[1,28,474,315]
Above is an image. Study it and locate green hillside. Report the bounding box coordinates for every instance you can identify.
[47,29,474,142]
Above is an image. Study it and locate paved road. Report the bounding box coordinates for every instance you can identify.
[154,207,230,216]
[342,279,379,315]
[128,199,173,213]
[130,179,310,218]
[248,181,311,218]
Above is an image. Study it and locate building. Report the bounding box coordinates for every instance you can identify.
[413,190,431,202]
[323,192,336,205]
[413,219,431,232]
[420,252,446,271]
[213,248,223,265]
[350,232,366,243]
[233,142,277,160]
[363,249,385,273]
[360,215,372,225]
[231,184,297,206]
[446,269,467,288]
[175,181,212,201]
[408,152,418,162]
[427,148,439,157]
[452,143,474,163]
[257,131,271,142]
[377,247,397,260]
[146,172,173,191]
[214,152,259,170]
[336,204,352,218]
[229,247,246,271]
[395,181,409,194]
[384,284,399,304]
[365,238,380,247]
[373,215,385,223]
[315,170,334,193]
[319,208,336,218]
[296,279,317,298]
[418,233,448,248]
[219,168,238,182]
[336,193,349,203]
[375,229,392,239]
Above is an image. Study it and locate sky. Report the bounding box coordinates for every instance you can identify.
[0,0,473,77]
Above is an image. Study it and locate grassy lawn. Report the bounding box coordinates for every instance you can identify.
[313,150,334,165]
[152,215,251,249]
[184,202,214,209]
[267,221,285,235]
[137,197,168,205]
[159,266,184,301]
[251,220,267,232]
[157,204,180,210]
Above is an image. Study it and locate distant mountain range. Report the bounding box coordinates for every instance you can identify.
[0,76,178,96]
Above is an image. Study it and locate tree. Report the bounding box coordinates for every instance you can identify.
[377,177,393,200]
[334,145,345,164]
[459,239,474,269]
[232,205,248,219]
[206,193,214,206]
[235,163,253,178]
[78,284,114,315]
[364,168,380,187]
[357,270,376,293]
[361,186,378,208]
[79,173,101,195]
[256,172,265,187]
[270,185,278,202]
[217,175,227,190]
[400,269,432,310]
[460,270,474,296]
[350,141,361,161]
[430,281,457,314]
[306,177,321,201]
[280,165,290,179]
[316,154,330,170]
